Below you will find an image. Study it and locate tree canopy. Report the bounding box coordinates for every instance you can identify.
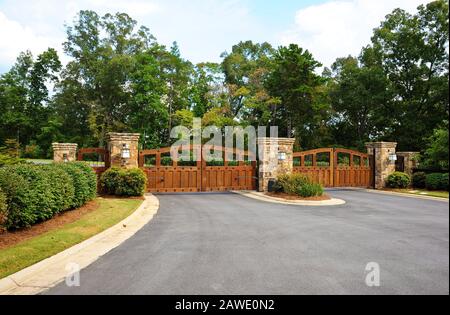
[0,1,448,166]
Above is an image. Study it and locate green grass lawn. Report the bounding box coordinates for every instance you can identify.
[389,189,449,199]
[0,198,142,279]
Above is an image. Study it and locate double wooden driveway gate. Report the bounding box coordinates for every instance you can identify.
[139,146,257,193]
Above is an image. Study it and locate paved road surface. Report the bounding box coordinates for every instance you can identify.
[45,190,449,295]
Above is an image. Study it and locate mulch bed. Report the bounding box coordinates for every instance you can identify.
[0,200,99,250]
[266,192,332,202]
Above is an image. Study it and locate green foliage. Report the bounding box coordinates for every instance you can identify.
[55,163,95,208]
[0,188,7,230]
[412,172,427,189]
[0,139,25,167]
[0,163,96,230]
[297,182,324,198]
[387,172,411,188]
[426,173,449,191]
[71,162,98,200]
[0,2,449,158]
[41,164,75,215]
[423,125,449,170]
[100,168,147,197]
[275,174,324,198]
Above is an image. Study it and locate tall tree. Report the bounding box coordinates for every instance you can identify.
[221,41,277,124]
[266,44,329,149]
[370,0,449,150]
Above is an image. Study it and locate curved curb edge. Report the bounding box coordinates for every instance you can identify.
[0,194,160,295]
[233,191,346,206]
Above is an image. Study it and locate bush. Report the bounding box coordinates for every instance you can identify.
[386,172,411,189]
[100,168,147,197]
[55,163,94,208]
[41,164,75,214]
[71,162,97,200]
[275,174,324,198]
[0,163,97,230]
[0,188,7,230]
[412,172,427,189]
[426,173,448,191]
[441,174,449,191]
[297,182,324,198]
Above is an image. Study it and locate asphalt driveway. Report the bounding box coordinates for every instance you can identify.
[45,190,449,295]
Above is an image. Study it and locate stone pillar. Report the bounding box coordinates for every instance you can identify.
[257,137,295,192]
[397,152,420,177]
[52,143,78,163]
[366,142,397,189]
[106,133,141,169]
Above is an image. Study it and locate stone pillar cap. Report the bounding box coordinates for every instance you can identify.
[106,133,141,141]
[365,142,397,148]
[52,143,78,148]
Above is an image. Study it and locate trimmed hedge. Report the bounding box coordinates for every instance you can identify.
[0,163,97,230]
[275,174,324,198]
[412,172,427,189]
[0,188,7,229]
[426,173,449,191]
[386,172,411,189]
[100,168,147,197]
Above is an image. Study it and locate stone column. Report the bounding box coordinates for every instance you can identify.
[106,133,141,169]
[52,143,78,163]
[366,142,397,189]
[257,137,295,192]
[397,152,420,177]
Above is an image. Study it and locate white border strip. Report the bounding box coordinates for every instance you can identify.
[233,191,346,206]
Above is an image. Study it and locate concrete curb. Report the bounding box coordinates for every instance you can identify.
[0,194,160,295]
[359,189,449,202]
[233,191,346,206]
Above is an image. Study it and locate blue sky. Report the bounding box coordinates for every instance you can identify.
[0,0,431,73]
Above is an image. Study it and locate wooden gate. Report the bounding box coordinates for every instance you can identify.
[293,148,372,188]
[139,146,257,193]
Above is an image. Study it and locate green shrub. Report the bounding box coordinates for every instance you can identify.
[41,164,75,214]
[100,167,122,195]
[275,174,324,198]
[297,182,324,198]
[441,174,449,191]
[426,173,444,190]
[412,172,427,189]
[100,168,147,197]
[0,163,96,230]
[55,163,93,208]
[0,188,7,230]
[277,174,310,195]
[426,173,448,191]
[71,162,97,200]
[386,172,411,189]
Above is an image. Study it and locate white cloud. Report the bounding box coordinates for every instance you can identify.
[280,0,433,68]
[0,11,62,70]
[0,0,263,71]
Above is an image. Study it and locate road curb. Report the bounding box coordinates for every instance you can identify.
[0,194,160,295]
[359,189,449,202]
[233,191,346,206]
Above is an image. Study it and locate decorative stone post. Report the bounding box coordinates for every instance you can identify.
[257,137,295,192]
[366,142,397,189]
[52,143,78,163]
[397,152,420,177]
[106,133,141,169]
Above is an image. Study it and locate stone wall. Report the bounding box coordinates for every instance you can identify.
[366,142,397,189]
[106,133,141,169]
[52,143,78,163]
[257,138,295,192]
[397,152,420,178]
